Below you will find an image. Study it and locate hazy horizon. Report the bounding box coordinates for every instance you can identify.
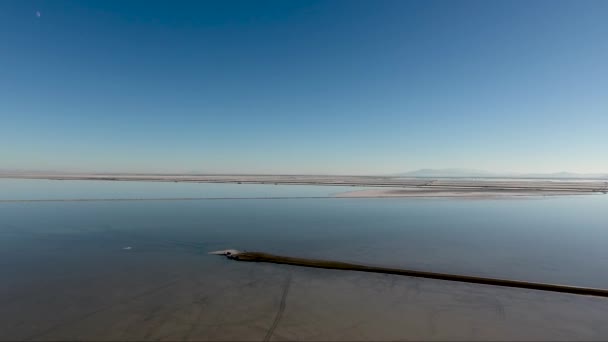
[2,0,607,174]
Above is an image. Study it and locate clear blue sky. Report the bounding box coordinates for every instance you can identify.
[1,0,607,174]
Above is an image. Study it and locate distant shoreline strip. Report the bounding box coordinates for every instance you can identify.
[1,175,607,192]
[0,193,588,203]
[0,197,334,203]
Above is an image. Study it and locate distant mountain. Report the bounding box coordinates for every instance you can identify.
[394,169,608,179]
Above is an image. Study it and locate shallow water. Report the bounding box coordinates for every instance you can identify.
[0,178,366,200]
[1,179,608,340]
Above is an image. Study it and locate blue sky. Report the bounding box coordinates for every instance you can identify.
[1,0,607,174]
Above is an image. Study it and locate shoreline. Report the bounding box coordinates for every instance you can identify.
[0,193,593,203]
[332,188,602,199]
[2,174,607,198]
[2,174,607,201]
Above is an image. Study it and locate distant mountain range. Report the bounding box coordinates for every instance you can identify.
[394,169,608,179]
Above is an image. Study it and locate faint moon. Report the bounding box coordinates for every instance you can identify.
[36,11,41,17]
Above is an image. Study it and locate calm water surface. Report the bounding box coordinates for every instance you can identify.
[1,179,607,341]
[0,178,364,200]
